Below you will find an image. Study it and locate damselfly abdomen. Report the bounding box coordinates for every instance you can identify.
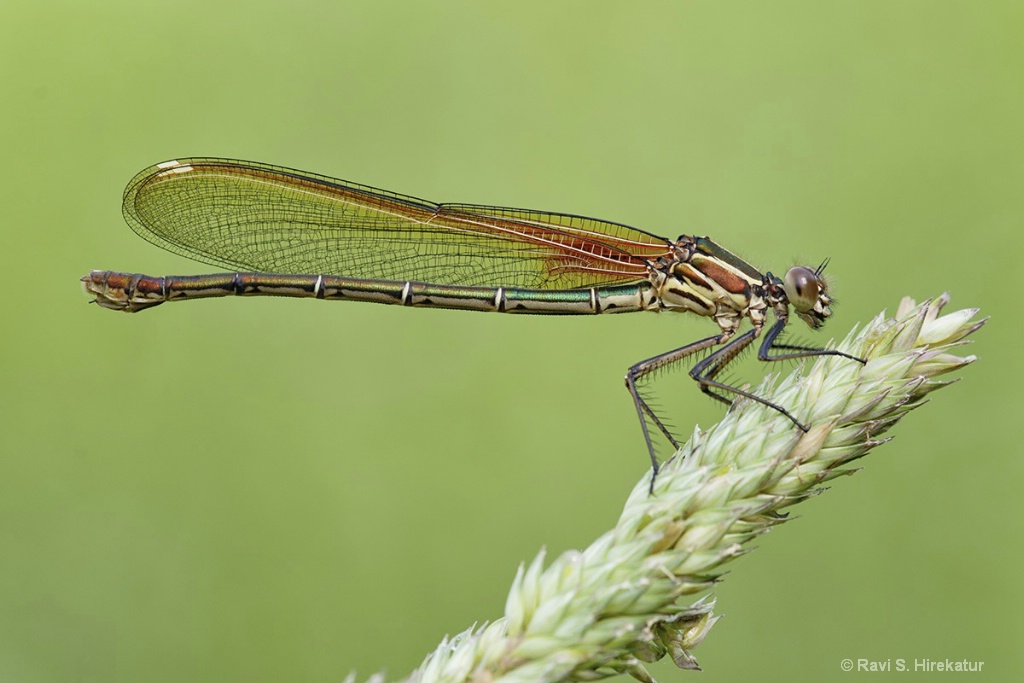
[83,158,864,489]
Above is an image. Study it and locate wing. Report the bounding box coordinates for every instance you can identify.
[121,158,673,289]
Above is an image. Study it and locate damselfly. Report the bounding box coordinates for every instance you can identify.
[83,158,864,488]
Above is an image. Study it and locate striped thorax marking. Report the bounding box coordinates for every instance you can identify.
[646,237,770,333]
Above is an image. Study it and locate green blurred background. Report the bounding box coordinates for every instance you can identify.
[1,1,1020,681]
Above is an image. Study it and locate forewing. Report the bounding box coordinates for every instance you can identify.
[122,158,669,288]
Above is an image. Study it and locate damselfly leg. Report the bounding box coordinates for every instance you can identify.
[757,317,866,364]
[625,332,726,473]
[627,314,867,492]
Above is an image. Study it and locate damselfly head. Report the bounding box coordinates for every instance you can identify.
[783,265,833,329]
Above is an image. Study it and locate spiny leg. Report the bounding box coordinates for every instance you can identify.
[639,399,681,451]
[689,329,758,405]
[758,319,866,364]
[689,327,812,432]
[625,333,726,491]
[690,317,868,433]
[625,319,863,493]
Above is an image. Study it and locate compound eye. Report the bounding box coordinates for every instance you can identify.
[783,266,821,313]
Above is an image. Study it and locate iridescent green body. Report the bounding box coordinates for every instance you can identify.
[85,270,657,315]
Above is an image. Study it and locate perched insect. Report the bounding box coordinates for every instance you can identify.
[84,158,864,489]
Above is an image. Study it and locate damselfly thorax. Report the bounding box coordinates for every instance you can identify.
[83,158,863,491]
[649,235,834,335]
